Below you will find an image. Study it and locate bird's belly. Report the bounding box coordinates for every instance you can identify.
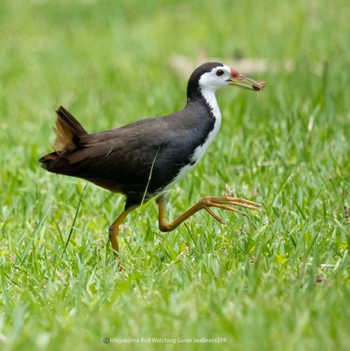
[163,162,196,192]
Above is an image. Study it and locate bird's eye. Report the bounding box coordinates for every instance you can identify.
[216,69,224,77]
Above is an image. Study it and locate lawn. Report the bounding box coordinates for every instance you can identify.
[0,0,350,350]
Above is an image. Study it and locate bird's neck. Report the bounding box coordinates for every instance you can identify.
[199,87,222,124]
[182,87,222,167]
[186,85,222,124]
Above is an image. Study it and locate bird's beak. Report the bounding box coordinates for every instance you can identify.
[228,68,266,91]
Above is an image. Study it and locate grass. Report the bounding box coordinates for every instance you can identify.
[1,0,350,350]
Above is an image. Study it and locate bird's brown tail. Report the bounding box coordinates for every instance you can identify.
[52,105,88,153]
[39,106,88,170]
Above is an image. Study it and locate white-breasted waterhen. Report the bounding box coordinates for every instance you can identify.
[39,62,265,263]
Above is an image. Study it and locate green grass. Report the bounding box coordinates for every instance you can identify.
[1,0,350,350]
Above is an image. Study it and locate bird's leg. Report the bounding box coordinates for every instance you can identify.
[157,194,262,232]
[109,206,137,267]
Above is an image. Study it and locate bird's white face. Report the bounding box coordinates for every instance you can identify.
[198,65,233,92]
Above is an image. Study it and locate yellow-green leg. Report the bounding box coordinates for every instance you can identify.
[157,194,261,232]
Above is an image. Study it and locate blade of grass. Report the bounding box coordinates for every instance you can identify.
[61,183,87,258]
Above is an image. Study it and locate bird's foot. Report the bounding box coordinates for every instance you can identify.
[201,196,262,223]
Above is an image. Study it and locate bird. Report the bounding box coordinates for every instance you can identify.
[39,62,265,263]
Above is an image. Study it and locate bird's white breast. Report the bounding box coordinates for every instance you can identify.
[164,89,222,190]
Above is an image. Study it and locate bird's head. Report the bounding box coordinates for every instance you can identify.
[187,62,266,99]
